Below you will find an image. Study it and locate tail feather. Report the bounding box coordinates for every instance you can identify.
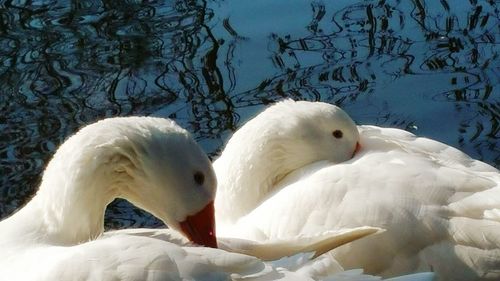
[218,227,382,261]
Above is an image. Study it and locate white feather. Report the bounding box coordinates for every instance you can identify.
[214,100,500,280]
[1,116,416,281]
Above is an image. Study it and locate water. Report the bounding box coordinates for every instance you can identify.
[0,0,498,228]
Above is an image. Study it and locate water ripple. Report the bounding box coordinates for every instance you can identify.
[0,0,498,228]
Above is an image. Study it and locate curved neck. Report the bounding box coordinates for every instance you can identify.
[214,151,280,224]
[214,132,309,224]
[2,150,122,246]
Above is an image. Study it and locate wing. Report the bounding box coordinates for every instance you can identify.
[2,235,273,281]
[106,226,381,262]
[233,126,500,279]
[218,227,381,261]
[97,228,390,281]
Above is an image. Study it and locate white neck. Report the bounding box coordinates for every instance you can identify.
[214,127,316,224]
[214,148,281,223]
[1,146,124,245]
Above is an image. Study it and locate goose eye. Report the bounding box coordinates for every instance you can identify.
[193,171,205,185]
[332,130,343,139]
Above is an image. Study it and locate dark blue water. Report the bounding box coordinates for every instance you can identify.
[0,0,498,228]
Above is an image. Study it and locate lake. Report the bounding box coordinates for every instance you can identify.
[0,0,498,228]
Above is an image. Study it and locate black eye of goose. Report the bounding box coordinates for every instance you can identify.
[332,130,343,139]
[193,171,205,185]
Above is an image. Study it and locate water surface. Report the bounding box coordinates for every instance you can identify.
[0,0,498,228]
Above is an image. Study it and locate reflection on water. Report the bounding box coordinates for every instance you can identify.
[0,0,498,228]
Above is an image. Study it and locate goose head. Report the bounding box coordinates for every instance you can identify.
[27,117,217,247]
[214,100,359,221]
[267,100,360,165]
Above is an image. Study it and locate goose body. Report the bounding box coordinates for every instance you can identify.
[1,116,430,281]
[214,100,500,280]
[102,228,435,281]
[1,233,266,280]
[0,117,235,280]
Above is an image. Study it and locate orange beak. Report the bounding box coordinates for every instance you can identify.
[179,201,218,248]
[353,142,361,157]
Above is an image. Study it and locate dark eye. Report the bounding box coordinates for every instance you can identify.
[193,171,205,185]
[332,130,343,139]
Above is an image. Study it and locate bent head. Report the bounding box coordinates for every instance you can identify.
[62,117,218,247]
[214,100,360,221]
[284,100,360,163]
[251,100,360,166]
[213,100,359,221]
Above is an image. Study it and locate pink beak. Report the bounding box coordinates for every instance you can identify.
[179,201,218,248]
[353,142,361,157]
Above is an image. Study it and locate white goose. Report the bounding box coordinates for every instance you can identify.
[0,116,416,281]
[0,117,220,279]
[214,100,500,281]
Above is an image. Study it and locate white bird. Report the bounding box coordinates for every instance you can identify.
[0,116,418,281]
[106,227,435,281]
[213,100,500,281]
[0,117,222,280]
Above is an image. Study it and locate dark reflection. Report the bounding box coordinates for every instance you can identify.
[0,0,213,227]
[224,0,498,165]
[0,0,498,228]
